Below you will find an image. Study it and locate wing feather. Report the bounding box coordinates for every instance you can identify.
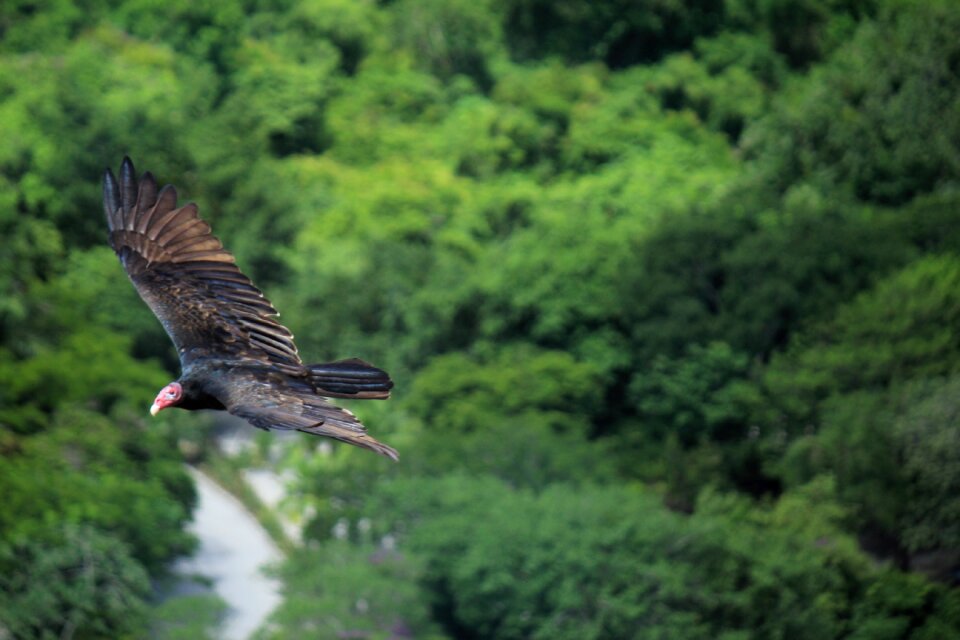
[120,157,137,219]
[133,172,159,231]
[154,205,201,246]
[104,157,301,368]
[229,395,398,461]
[145,186,180,240]
[103,170,122,231]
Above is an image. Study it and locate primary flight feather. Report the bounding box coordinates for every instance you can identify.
[103,157,398,461]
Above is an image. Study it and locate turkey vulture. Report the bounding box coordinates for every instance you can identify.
[103,157,398,460]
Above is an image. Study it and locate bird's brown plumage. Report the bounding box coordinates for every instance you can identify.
[104,157,397,460]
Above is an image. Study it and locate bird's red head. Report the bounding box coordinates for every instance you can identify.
[150,382,182,416]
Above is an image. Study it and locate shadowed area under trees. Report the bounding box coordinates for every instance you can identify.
[2,0,960,638]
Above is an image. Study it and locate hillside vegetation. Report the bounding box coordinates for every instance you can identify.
[2,0,960,638]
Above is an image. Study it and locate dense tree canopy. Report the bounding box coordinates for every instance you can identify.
[2,0,959,637]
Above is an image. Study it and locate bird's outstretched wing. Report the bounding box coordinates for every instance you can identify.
[103,156,301,369]
[228,371,399,461]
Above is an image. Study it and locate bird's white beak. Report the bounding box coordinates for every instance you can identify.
[150,402,161,417]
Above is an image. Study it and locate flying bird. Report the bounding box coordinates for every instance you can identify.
[103,157,397,460]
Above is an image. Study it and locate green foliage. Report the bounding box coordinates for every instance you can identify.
[0,410,196,571]
[783,376,960,561]
[630,341,758,445]
[0,213,62,344]
[766,255,960,427]
[745,0,960,204]
[360,475,886,640]
[150,593,228,640]
[626,190,913,366]
[4,0,960,636]
[0,25,213,246]
[850,570,960,640]
[897,378,960,554]
[725,0,875,68]
[258,542,443,640]
[0,524,150,640]
[409,346,602,431]
[0,24,199,626]
[764,254,960,562]
[387,0,502,88]
[638,47,771,140]
[500,0,725,67]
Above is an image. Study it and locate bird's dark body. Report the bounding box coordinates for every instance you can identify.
[176,361,229,411]
[103,157,397,460]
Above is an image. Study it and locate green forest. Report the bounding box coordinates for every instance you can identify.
[2,0,960,637]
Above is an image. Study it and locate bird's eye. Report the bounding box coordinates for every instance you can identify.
[166,390,177,399]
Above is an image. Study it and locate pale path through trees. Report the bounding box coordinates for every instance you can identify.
[173,467,282,640]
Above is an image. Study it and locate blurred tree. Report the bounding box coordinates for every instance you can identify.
[284,0,382,75]
[779,376,960,570]
[0,0,108,53]
[363,475,919,640]
[3,0,960,636]
[0,26,212,246]
[150,594,228,640]
[897,378,960,556]
[0,410,196,571]
[0,524,150,639]
[725,0,875,68]
[629,341,758,445]
[744,0,960,204]
[259,542,444,640]
[499,0,725,67]
[638,42,773,140]
[111,0,247,77]
[387,0,503,89]
[626,189,912,366]
[849,569,960,639]
[407,346,603,433]
[764,254,960,429]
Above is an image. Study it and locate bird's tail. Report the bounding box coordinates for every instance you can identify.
[308,358,393,400]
